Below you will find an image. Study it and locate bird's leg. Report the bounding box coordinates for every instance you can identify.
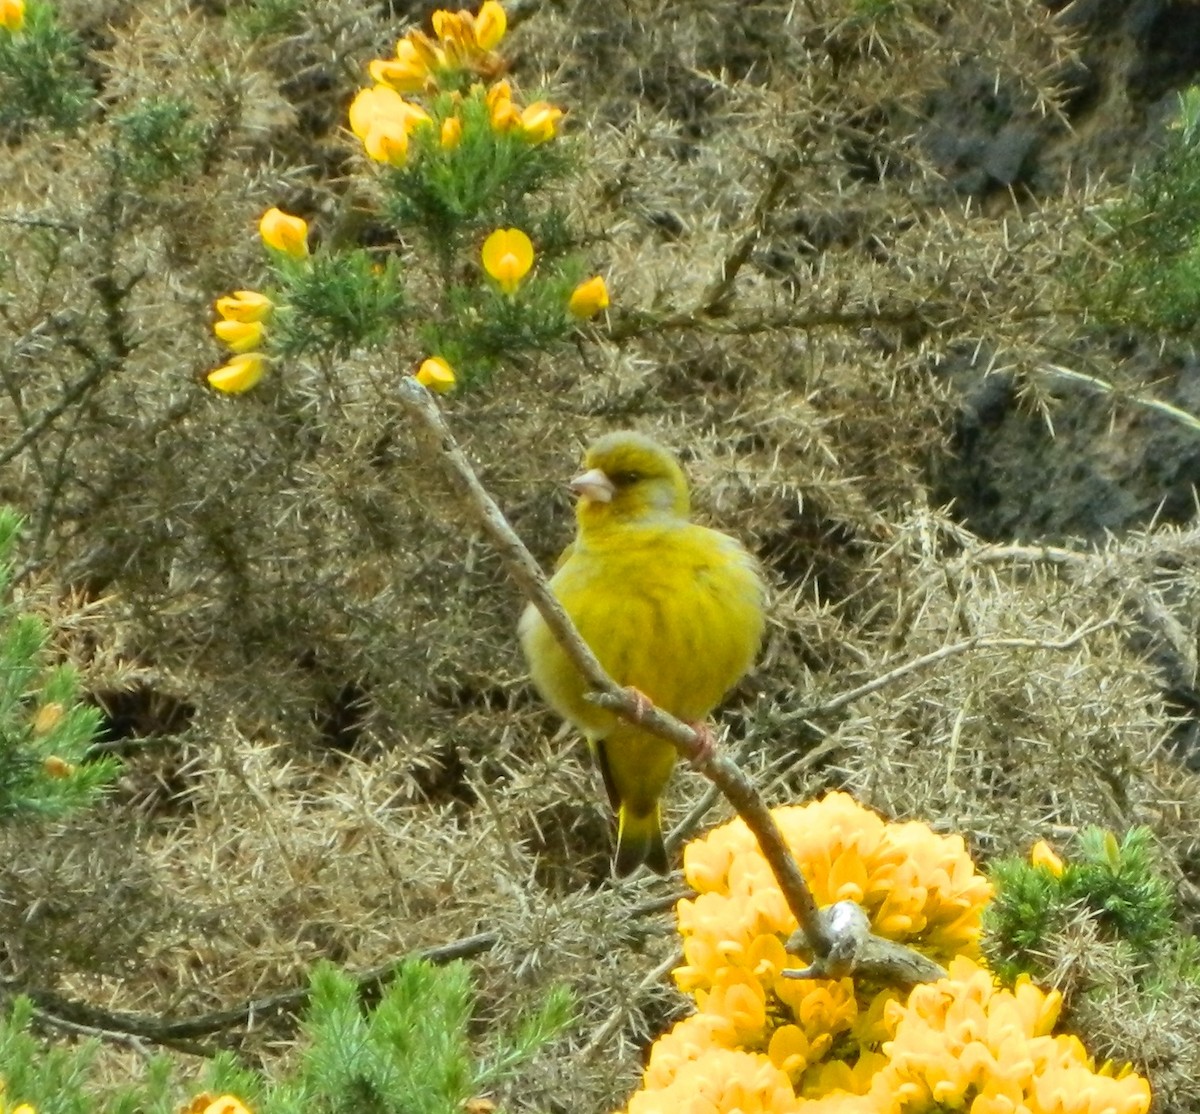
[686,721,718,766]
[622,686,654,721]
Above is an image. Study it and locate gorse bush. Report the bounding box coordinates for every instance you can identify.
[621,796,1152,1114]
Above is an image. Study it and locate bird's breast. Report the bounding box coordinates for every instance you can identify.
[520,522,765,732]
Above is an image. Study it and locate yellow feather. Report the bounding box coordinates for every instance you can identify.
[519,431,765,876]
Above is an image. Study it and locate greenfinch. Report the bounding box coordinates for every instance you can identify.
[519,431,765,876]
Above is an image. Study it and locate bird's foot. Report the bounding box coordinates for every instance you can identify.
[686,721,718,767]
[622,686,654,721]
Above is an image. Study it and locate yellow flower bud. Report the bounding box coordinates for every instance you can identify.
[440,115,463,149]
[474,1,506,51]
[200,1096,253,1114]
[32,701,64,735]
[568,275,609,318]
[1029,839,1065,877]
[481,227,534,294]
[207,352,268,394]
[215,290,274,323]
[415,356,456,393]
[43,755,75,779]
[485,80,519,131]
[213,319,266,353]
[259,208,309,258]
[0,0,24,32]
[519,101,563,143]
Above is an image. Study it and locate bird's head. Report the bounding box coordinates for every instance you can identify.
[570,431,690,532]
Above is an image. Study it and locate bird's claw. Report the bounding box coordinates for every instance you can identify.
[687,721,718,766]
[622,686,654,721]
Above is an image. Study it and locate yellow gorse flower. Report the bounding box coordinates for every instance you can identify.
[349,84,433,166]
[628,1044,800,1114]
[1030,839,1066,877]
[485,80,520,131]
[259,208,309,258]
[481,228,533,294]
[215,290,274,323]
[369,2,507,96]
[0,0,24,32]
[32,701,64,734]
[473,1,506,51]
[519,101,563,142]
[213,319,265,353]
[415,356,457,393]
[568,275,609,318]
[42,755,75,778]
[199,1097,254,1114]
[482,82,562,139]
[369,44,431,94]
[207,353,268,394]
[440,115,463,149]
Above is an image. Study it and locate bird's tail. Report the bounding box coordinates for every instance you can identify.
[615,803,669,877]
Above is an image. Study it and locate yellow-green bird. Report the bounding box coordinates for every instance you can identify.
[519,431,766,876]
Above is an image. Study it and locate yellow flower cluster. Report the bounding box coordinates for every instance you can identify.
[349,84,434,166]
[631,1038,799,1114]
[483,79,562,143]
[207,209,313,393]
[677,792,991,992]
[370,1,508,93]
[878,957,1150,1114]
[0,0,23,33]
[619,794,1152,1114]
[352,4,564,168]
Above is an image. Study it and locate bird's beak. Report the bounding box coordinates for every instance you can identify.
[569,467,615,504]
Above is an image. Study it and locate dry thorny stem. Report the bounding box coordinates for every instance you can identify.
[397,375,948,986]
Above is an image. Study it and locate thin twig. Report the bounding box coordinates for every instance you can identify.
[0,355,116,470]
[696,155,796,315]
[802,621,1118,719]
[19,931,500,1054]
[1040,362,1200,436]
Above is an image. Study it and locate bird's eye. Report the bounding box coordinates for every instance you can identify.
[610,470,642,486]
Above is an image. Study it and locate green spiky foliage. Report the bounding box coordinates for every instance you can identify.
[0,0,92,133]
[0,960,572,1114]
[1078,86,1200,336]
[0,508,115,822]
[985,827,1179,985]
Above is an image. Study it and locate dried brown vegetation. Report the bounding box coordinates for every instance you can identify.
[3,0,1200,1109]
